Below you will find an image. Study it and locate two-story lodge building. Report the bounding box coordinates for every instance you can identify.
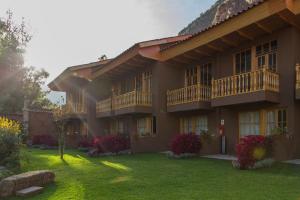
[49,0,300,160]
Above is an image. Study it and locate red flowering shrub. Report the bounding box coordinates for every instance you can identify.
[236,135,272,169]
[171,134,201,155]
[78,137,93,148]
[32,134,58,146]
[93,136,104,153]
[93,135,130,153]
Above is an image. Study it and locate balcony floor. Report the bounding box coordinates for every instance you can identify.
[96,111,113,118]
[211,91,279,107]
[114,106,152,116]
[167,101,211,113]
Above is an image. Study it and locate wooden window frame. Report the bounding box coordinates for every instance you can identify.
[137,117,155,137]
[238,108,287,138]
[180,116,208,135]
[255,40,278,72]
[234,49,252,75]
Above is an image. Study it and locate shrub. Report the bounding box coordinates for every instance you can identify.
[78,137,93,148]
[0,117,21,170]
[32,134,58,147]
[171,134,201,155]
[93,135,130,153]
[236,135,272,169]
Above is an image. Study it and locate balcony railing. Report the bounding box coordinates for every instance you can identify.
[167,84,211,106]
[96,98,112,113]
[114,91,152,110]
[296,64,300,89]
[96,91,152,114]
[65,103,87,114]
[212,68,279,98]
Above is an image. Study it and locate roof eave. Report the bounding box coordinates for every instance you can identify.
[160,0,292,61]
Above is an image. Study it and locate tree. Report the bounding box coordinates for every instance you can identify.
[53,97,66,160]
[0,10,54,113]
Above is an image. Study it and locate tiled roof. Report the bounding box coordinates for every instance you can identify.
[161,0,265,52]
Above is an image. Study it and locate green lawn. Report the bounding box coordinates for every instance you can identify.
[7,148,300,200]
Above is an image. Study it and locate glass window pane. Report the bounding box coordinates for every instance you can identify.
[239,112,260,137]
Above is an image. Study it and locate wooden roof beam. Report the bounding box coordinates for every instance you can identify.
[278,12,300,30]
[207,44,224,52]
[183,54,201,61]
[220,37,238,47]
[255,22,272,34]
[194,49,211,57]
[237,30,255,40]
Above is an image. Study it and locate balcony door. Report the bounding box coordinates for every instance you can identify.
[235,49,252,74]
[185,64,212,87]
[136,71,152,93]
[234,50,252,92]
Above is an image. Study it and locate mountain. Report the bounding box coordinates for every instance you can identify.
[179,0,262,35]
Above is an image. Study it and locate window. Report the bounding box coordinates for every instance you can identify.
[143,71,152,92]
[180,116,208,135]
[240,109,287,137]
[185,67,198,86]
[256,40,277,71]
[266,110,276,135]
[137,117,154,137]
[110,120,125,135]
[195,116,208,135]
[278,109,287,132]
[200,63,212,86]
[266,109,287,135]
[239,112,260,137]
[235,49,252,74]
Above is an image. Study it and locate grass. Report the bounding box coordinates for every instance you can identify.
[6,148,300,200]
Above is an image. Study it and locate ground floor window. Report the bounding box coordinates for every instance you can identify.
[110,119,124,135]
[239,112,260,137]
[239,108,287,137]
[180,116,208,135]
[266,109,287,135]
[137,117,155,137]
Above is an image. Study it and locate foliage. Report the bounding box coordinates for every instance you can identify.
[0,117,21,170]
[78,137,93,148]
[236,135,272,169]
[171,134,201,155]
[52,101,66,159]
[93,135,130,153]
[0,10,54,113]
[32,134,58,147]
[0,116,21,134]
[271,126,288,135]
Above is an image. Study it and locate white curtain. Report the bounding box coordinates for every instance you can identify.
[239,112,260,137]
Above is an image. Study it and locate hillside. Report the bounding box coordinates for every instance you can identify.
[179,0,262,35]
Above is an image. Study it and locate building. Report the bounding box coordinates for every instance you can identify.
[49,0,300,160]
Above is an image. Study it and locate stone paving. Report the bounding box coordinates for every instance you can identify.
[201,154,237,161]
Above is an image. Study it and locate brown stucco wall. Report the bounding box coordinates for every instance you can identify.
[28,111,58,139]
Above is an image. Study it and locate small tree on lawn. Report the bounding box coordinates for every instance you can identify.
[53,98,66,160]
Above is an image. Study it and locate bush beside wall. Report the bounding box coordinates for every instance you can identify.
[171,134,202,155]
[0,117,21,170]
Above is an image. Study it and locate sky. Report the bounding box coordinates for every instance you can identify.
[0,0,215,102]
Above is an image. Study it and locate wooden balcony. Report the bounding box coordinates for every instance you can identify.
[296,64,300,99]
[114,91,152,115]
[96,91,152,117]
[211,68,280,107]
[96,98,112,118]
[56,103,87,119]
[167,84,211,112]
